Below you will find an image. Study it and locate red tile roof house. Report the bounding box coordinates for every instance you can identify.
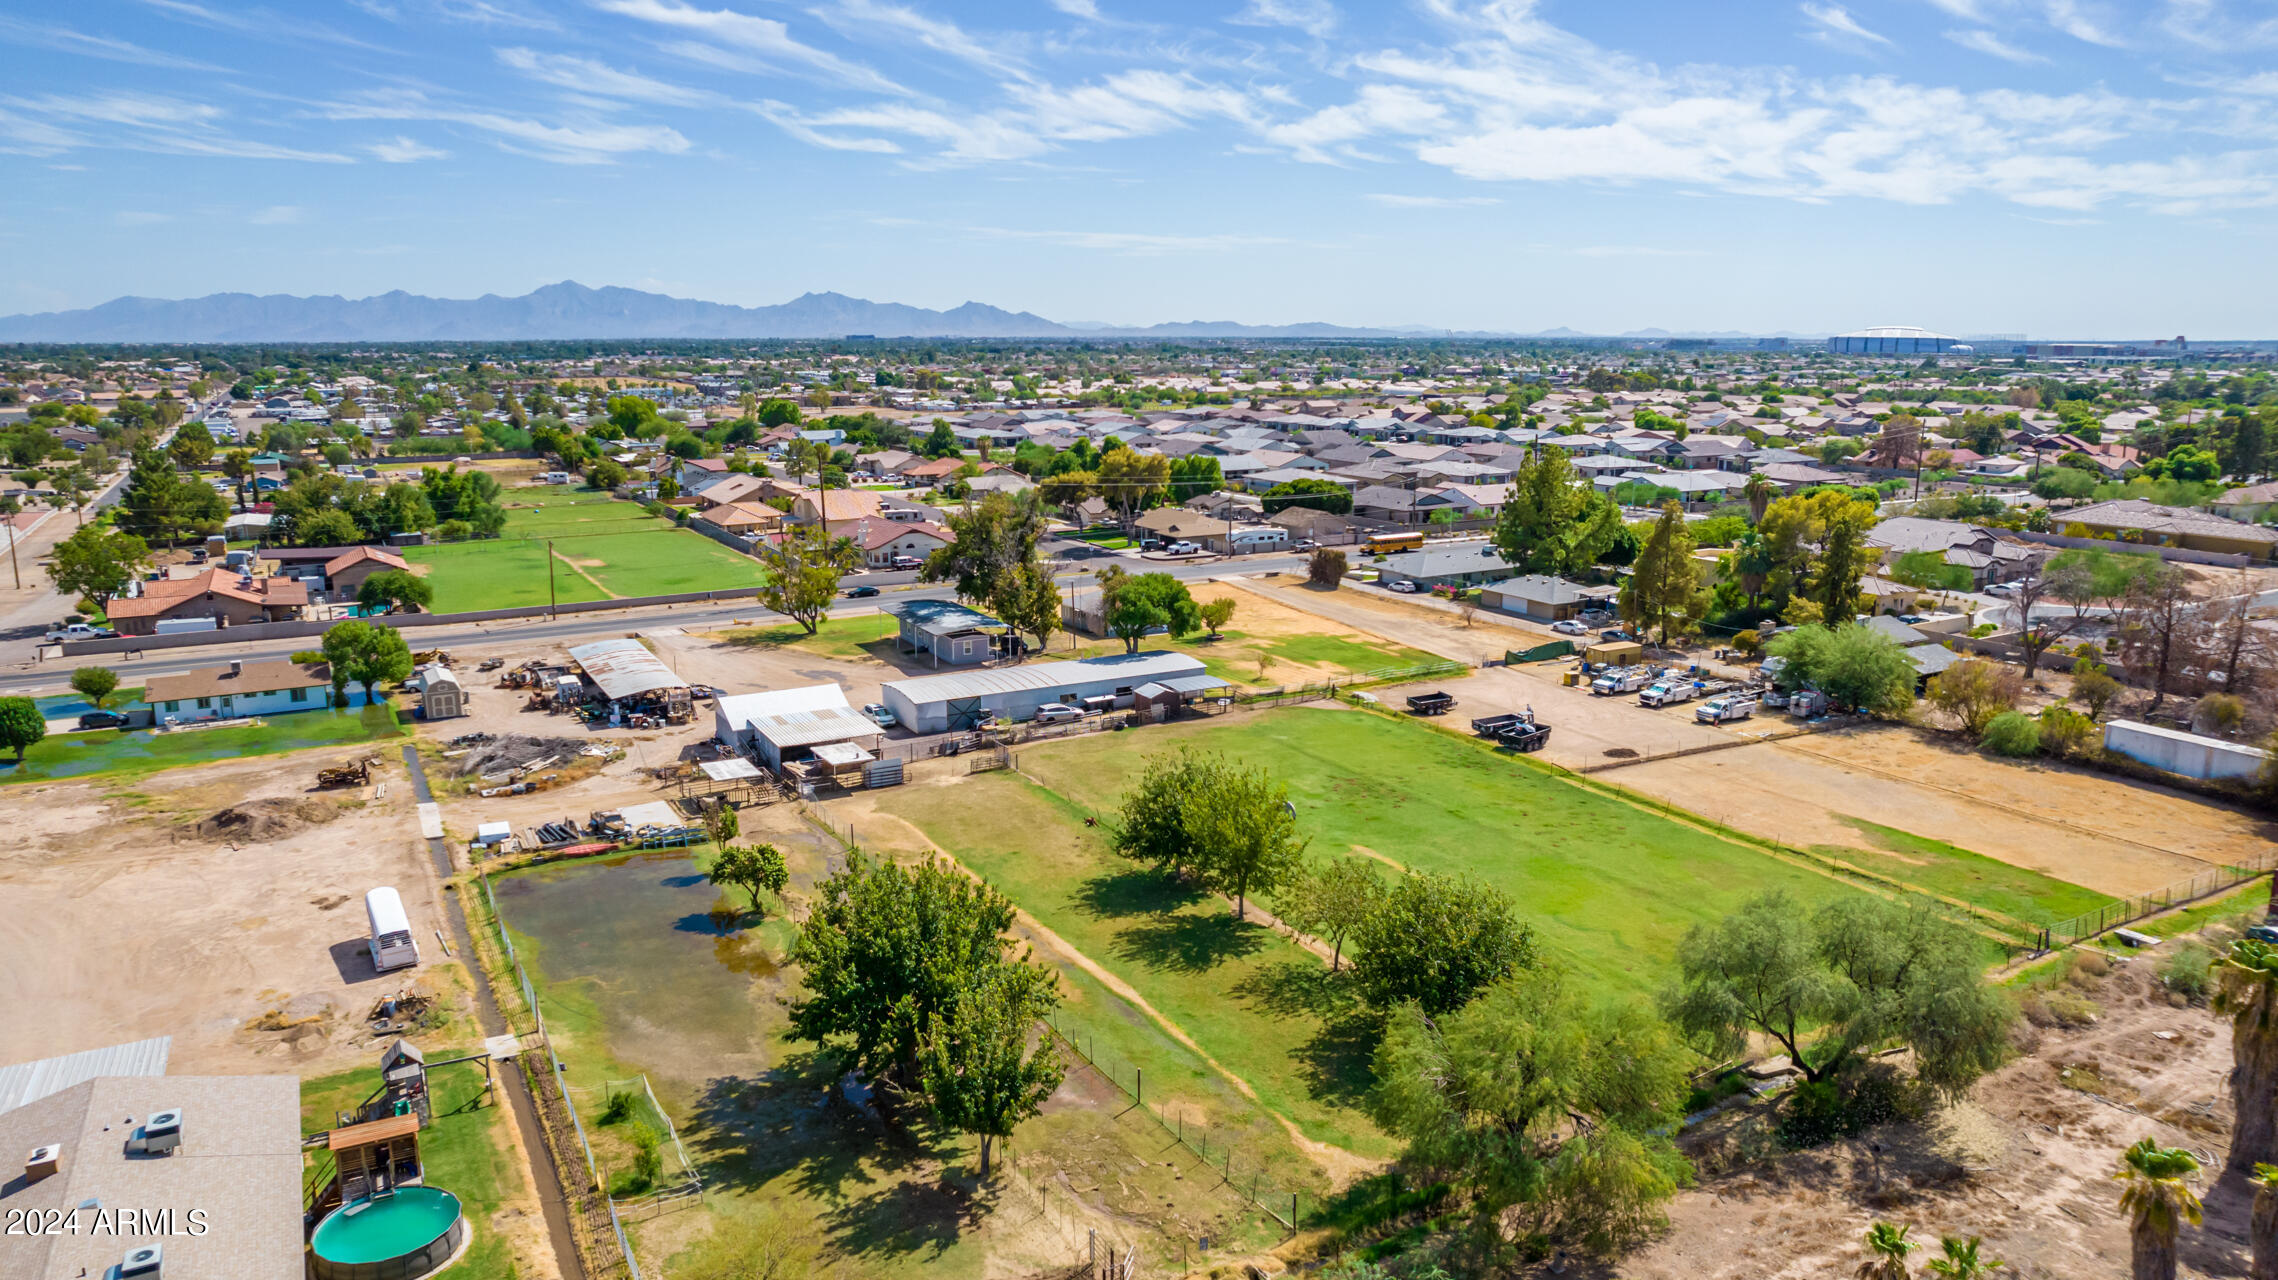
[106,568,309,635]
[320,546,411,599]
[828,517,954,567]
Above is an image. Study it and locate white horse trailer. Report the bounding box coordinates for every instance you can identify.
[365,887,421,973]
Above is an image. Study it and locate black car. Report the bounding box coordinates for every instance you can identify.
[77,710,131,730]
[1601,628,1634,642]
[845,584,881,598]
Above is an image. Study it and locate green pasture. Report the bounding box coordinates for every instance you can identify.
[399,491,764,610]
[0,704,403,786]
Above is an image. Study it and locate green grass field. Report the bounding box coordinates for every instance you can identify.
[0,703,403,786]
[1820,819,2112,928]
[399,490,764,610]
[301,1053,526,1280]
[876,706,2110,1156]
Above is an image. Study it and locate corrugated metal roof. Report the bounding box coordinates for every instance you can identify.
[698,758,761,781]
[569,638,686,701]
[885,651,1206,705]
[716,685,851,728]
[0,1036,171,1115]
[1157,673,1232,694]
[753,705,881,749]
[884,598,1004,636]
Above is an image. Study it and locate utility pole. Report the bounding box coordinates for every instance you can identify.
[2,498,20,589]
[546,538,557,619]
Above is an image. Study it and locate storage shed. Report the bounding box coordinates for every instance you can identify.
[413,664,464,719]
[2103,720,2272,781]
[714,684,882,768]
[882,651,1208,733]
[1131,673,1234,720]
[1584,640,1644,666]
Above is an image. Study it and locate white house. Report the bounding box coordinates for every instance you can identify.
[141,659,333,722]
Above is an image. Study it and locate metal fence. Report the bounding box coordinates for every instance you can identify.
[2040,856,2278,949]
[478,874,646,1280]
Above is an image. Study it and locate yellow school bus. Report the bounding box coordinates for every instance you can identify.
[1367,531,1426,555]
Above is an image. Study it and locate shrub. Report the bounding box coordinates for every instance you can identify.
[1308,547,1348,587]
[2196,693,2246,735]
[2042,990,2101,1028]
[2038,705,2097,759]
[1731,628,1762,657]
[1981,710,2041,757]
[1777,1065,1925,1147]
[2161,942,2214,1002]
[629,1122,663,1189]
[1931,659,2023,736]
[601,1091,635,1124]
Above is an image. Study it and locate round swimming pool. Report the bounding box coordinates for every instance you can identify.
[310,1187,466,1280]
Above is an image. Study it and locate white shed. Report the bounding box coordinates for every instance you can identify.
[714,684,882,769]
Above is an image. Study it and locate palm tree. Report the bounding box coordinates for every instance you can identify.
[1744,471,1775,525]
[2253,1163,2278,1280]
[1856,1221,1918,1280]
[2115,1138,2203,1280]
[2217,940,2278,1171]
[1925,1234,2004,1279]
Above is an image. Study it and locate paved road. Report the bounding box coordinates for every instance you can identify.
[0,550,1305,697]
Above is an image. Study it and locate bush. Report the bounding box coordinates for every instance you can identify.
[2162,942,2214,1002]
[2038,705,2097,759]
[629,1122,663,1190]
[1777,1065,1925,1147]
[1731,628,1762,657]
[600,1091,635,1124]
[1981,710,2041,757]
[1308,547,1348,587]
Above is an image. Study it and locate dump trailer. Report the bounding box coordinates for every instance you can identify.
[1406,691,1457,716]
[1498,720,1552,753]
[1471,713,1530,737]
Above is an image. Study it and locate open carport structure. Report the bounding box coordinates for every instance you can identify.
[567,637,693,722]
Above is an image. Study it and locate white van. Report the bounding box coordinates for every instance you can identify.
[365,887,421,973]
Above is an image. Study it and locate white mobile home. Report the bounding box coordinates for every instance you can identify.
[365,887,420,973]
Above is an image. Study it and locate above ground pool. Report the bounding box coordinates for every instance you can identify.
[310,1186,466,1280]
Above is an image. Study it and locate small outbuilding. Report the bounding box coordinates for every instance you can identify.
[884,599,1011,667]
[883,651,1209,733]
[714,684,882,769]
[568,638,692,722]
[413,664,464,719]
[2103,720,2272,782]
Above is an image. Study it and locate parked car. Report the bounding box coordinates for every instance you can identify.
[845,584,881,598]
[1032,703,1082,724]
[77,710,131,731]
[1387,580,1419,594]
[45,623,117,642]
[862,702,897,728]
[1550,619,1588,636]
[1695,695,1756,725]
[1600,628,1633,642]
[1983,582,2019,596]
[889,555,923,570]
[1165,540,1200,555]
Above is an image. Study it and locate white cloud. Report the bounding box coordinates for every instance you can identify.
[2042,0,2126,46]
[813,0,1020,78]
[250,204,304,224]
[326,90,691,163]
[1364,192,1499,206]
[1047,0,1100,18]
[0,16,225,70]
[1228,0,1337,39]
[594,0,905,95]
[3,91,353,161]
[1801,3,1895,48]
[1920,0,1988,19]
[369,134,449,161]
[496,47,720,106]
[1946,27,2046,61]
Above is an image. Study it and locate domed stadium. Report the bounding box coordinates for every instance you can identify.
[1826,325,1964,355]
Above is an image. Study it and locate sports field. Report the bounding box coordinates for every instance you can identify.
[400,490,764,611]
[865,705,2109,1155]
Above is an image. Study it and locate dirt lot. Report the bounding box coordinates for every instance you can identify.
[1623,950,2249,1280]
[0,743,456,1075]
[1609,724,2277,899]
[1236,572,1559,665]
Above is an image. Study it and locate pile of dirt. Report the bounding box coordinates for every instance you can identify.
[192,797,346,843]
[453,734,589,778]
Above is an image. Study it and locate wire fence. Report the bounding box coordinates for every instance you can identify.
[2040,855,2278,949]
[478,873,647,1280]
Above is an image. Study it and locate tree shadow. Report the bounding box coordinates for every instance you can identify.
[1108,909,1265,974]
[1071,868,1202,921]
[1226,957,1382,1107]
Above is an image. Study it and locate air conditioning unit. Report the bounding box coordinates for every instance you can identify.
[119,1244,163,1277]
[126,1110,181,1155]
[25,1143,61,1182]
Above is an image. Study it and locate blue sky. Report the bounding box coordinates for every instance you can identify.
[3,0,2276,335]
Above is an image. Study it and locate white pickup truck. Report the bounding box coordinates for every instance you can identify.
[1589,666,1653,696]
[45,622,118,643]
[1695,694,1757,724]
[1638,680,1698,708]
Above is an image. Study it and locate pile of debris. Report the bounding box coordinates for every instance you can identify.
[448,734,587,779]
[192,797,345,843]
[531,816,586,845]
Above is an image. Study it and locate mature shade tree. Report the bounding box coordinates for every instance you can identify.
[918,962,1063,1179]
[1261,477,1353,515]
[2115,1139,2202,1280]
[2117,561,2197,712]
[0,696,45,762]
[295,509,363,547]
[708,843,790,916]
[1185,759,1307,919]
[1037,468,1097,513]
[1667,891,2012,1098]
[1621,502,1709,646]
[2218,940,2278,1172]
[790,852,1025,1096]
[1369,965,1693,1259]
[1100,570,1200,653]
[357,570,434,614]
[989,562,1061,659]
[114,447,225,547]
[1927,659,2024,737]
[920,419,959,458]
[1351,871,1534,1014]
[69,666,119,711]
[1095,446,1171,533]
[1280,855,1381,970]
[1307,547,1347,587]
[167,419,215,469]
[316,619,411,706]
[1811,491,1879,620]
[1491,447,1623,576]
[1111,747,1215,879]
[923,490,1046,609]
[754,524,861,635]
[1767,623,1917,716]
[47,525,150,611]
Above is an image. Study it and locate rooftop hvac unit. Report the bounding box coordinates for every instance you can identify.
[119,1244,163,1277]
[25,1143,61,1182]
[127,1110,181,1155]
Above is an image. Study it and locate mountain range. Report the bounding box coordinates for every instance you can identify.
[0,281,1821,343]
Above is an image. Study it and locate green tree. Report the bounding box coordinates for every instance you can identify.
[758,397,803,428]
[0,696,45,762]
[708,843,790,916]
[1491,448,1622,576]
[1307,547,1347,586]
[754,524,860,635]
[1096,447,1171,532]
[114,447,224,546]
[1766,624,1917,715]
[1100,570,1200,653]
[1891,550,1972,604]
[790,852,1025,1094]
[1667,891,2012,1098]
[921,419,959,458]
[318,619,409,706]
[47,525,150,610]
[1279,854,1381,970]
[923,490,1045,608]
[1351,871,1534,1014]
[69,666,119,711]
[1368,964,1692,1258]
[168,419,215,469]
[1857,1221,1919,1280]
[1261,477,1353,515]
[988,561,1061,658]
[1927,659,2023,737]
[1186,759,1307,919]
[352,626,412,705]
[1811,491,1879,619]
[1199,596,1236,639]
[357,570,434,614]
[296,509,362,547]
[1621,502,1708,645]
[1111,747,1216,879]
[2114,1139,2202,1280]
[918,962,1063,1179]
[2217,941,2278,1172]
